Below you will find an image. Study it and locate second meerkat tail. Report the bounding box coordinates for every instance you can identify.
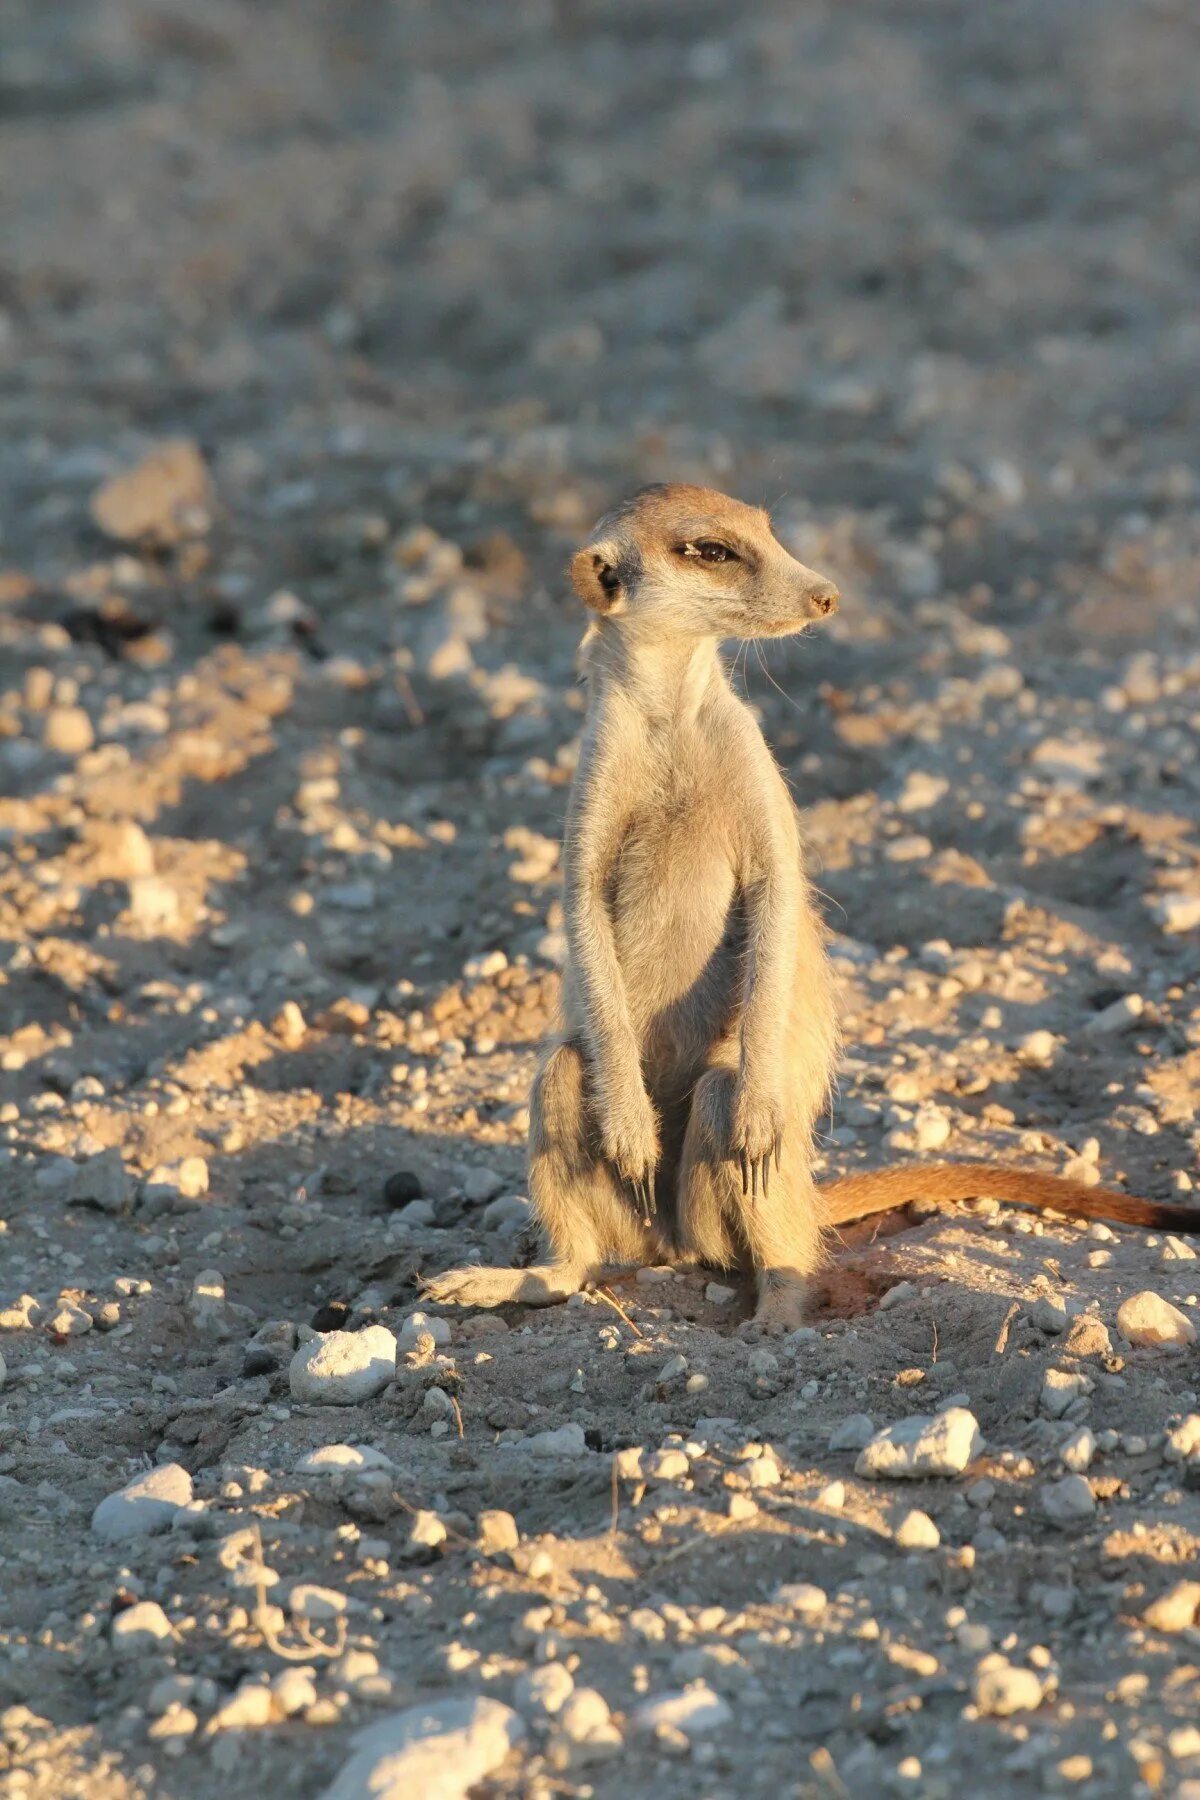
[819,1161,1200,1234]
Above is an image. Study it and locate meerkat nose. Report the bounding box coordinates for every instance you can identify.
[807,583,839,618]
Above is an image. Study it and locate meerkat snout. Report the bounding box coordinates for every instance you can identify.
[805,581,839,619]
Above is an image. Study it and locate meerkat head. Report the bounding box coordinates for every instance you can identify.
[568,483,839,641]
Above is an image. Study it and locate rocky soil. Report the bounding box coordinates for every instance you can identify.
[2,1,1200,1795]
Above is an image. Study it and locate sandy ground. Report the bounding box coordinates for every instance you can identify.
[2,1,1200,1795]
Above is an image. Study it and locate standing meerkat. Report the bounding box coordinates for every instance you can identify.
[426,484,1198,1327]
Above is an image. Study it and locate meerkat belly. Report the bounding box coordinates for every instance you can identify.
[609,814,743,1065]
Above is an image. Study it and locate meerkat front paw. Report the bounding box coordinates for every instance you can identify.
[599,1085,661,1221]
[729,1082,784,1201]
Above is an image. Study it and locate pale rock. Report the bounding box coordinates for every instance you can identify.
[46,1300,92,1336]
[1040,1368,1091,1419]
[912,1106,952,1152]
[525,1423,588,1457]
[90,439,212,544]
[290,1326,398,1404]
[1154,894,1200,936]
[1041,1475,1096,1525]
[206,1680,275,1735]
[272,1669,319,1717]
[476,1510,519,1554]
[773,1582,827,1620]
[1143,1582,1200,1634]
[1117,1291,1196,1350]
[973,1660,1044,1717]
[856,1408,982,1479]
[92,1464,194,1541]
[57,1150,132,1216]
[295,1444,395,1477]
[398,1311,451,1350]
[111,1601,174,1655]
[400,1511,447,1559]
[290,1584,348,1621]
[746,1453,781,1488]
[514,1661,574,1717]
[552,1688,622,1763]
[644,1448,690,1483]
[127,878,182,932]
[897,771,949,813]
[1164,1417,1200,1465]
[1018,1030,1059,1067]
[1058,1428,1096,1473]
[1084,994,1144,1035]
[830,1413,875,1452]
[895,1509,940,1550]
[0,1294,42,1330]
[43,706,94,756]
[1030,1295,1068,1334]
[317,1697,525,1800]
[634,1684,732,1740]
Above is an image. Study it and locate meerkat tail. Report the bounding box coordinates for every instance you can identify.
[820,1162,1200,1235]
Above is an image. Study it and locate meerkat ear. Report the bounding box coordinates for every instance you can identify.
[569,542,625,614]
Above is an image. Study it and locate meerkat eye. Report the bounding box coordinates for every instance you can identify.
[678,540,738,564]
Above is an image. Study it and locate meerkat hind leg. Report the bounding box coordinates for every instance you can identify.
[678,1060,826,1330]
[425,1041,662,1311]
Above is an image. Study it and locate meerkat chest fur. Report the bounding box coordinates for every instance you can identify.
[578,666,773,1052]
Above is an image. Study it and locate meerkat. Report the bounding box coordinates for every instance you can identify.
[424,483,1199,1328]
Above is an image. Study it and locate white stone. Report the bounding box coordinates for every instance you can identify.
[401,1511,447,1558]
[855,1408,982,1479]
[1164,1416,1200,1464]
[1040,1368,1090,1419]
[895,1509,940,1550]
[643,1448,690,1483]
[317,1697,525,1800]
[290,1584,348,1620]
[973,1661,1044,1717]
[772,1582,827,1620]
[1041,1475,1096,1525]
[1017,1030,1058,1067]
[1154,894,1200,935]
[46,1300,92,1336]
[746,1453,781,1488]
[912,1106,952,1152]
[295,1444,395,1476]
[634,1684,732,1739]
[1058,1428,1096,1473]
[92,1463,194,1542]
[111,1601,174,1655]
[830,1413,875,1452]
[1143,1582,1200,1634]
[1084,994,1143,1035]
[398,1310,451,1349]
[514,1661,574,1716]
[525,1423,588,1457]
[1117,1291,1196,1350]
[1030,1295,1068,1334]
[554,1687,620,1760]
[272,1669,319,1716]
[289,1326,397,1404]
[879,1282,917,1312]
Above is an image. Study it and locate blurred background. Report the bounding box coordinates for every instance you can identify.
[5,0,1200,650]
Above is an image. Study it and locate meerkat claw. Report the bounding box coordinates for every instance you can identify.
[761,1153,769,1199]
[774,1134,782,1174]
